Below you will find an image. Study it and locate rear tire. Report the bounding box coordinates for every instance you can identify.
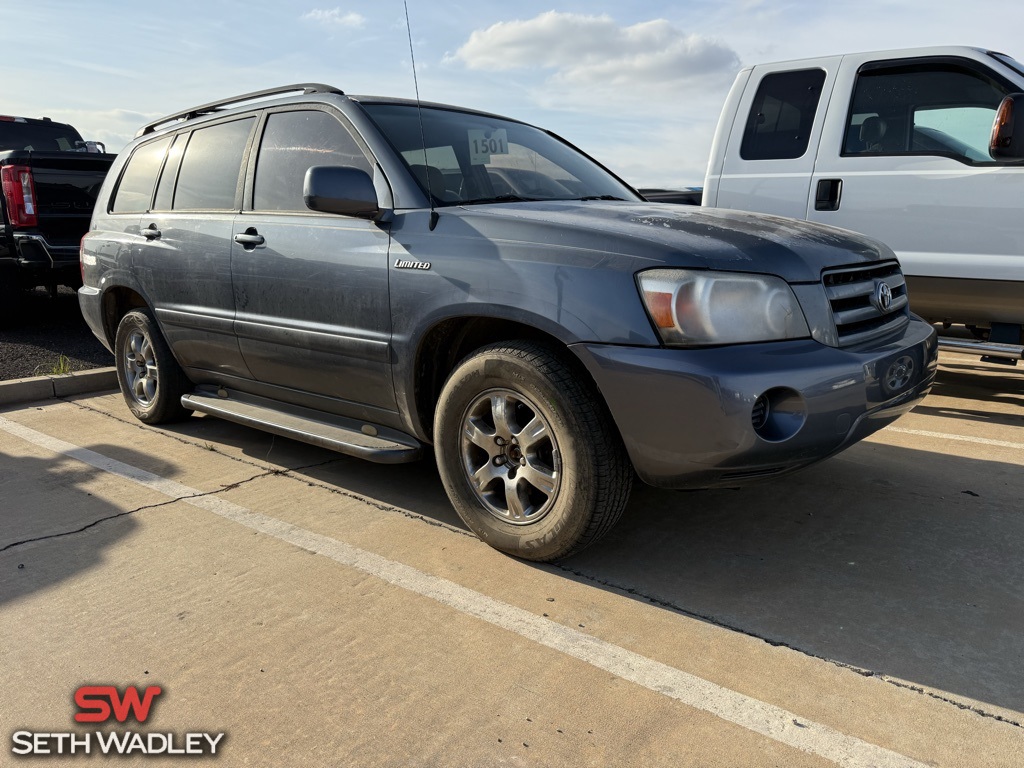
[433,341,632,561]
[114,309,191,424]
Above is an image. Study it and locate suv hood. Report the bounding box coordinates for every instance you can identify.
[453,201,893,283]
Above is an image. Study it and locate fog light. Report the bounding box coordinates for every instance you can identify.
[752,388,806,442]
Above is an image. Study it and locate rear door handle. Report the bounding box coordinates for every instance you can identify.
[814,179,842,211]
[233,229,265,248]
[142,224,161,240]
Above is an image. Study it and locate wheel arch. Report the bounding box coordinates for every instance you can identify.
[101,286,149,349]
[408,315,608,444]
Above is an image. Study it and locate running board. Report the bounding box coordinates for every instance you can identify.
[938,338,1023,366]
[181,388,422,464]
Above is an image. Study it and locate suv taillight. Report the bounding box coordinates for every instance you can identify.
[1,164,38,227]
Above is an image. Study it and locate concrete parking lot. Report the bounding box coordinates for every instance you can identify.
[1,351,1022,766]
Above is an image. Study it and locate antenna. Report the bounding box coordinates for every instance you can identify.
[403,0,438,231]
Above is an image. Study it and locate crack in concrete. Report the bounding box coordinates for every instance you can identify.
[553,564,1023,729]
[1,462,331,555]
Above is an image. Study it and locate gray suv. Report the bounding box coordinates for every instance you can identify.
[80,84,937,561]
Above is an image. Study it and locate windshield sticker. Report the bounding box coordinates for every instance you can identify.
[468,129,508,165]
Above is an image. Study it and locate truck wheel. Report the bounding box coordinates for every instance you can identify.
[434,341,633,561]
[114,309,191,424]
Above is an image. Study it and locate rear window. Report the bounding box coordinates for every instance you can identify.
[740,69,826,161]
[173,118,255,211]
[0,120,85,152]
[111,137,172,214]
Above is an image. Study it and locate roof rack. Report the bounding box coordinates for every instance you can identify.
[136,83,345,137]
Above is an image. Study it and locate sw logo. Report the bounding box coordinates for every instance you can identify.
[74,685,162,723]
[10,684,225,758]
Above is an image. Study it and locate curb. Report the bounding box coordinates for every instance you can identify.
[0,367,118,407]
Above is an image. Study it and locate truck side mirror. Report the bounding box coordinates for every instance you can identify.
[989,93,1024,161]
[303,165,383,220]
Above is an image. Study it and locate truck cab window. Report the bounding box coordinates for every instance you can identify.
[844,61,1010,162]
[740,69,826,161]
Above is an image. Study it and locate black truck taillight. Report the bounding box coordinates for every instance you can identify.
[1,164,39,227]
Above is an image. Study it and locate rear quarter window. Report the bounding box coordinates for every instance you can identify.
[740,69,826,161]
[111,136,172,214]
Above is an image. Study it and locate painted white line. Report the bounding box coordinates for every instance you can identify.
[0,415,930,768]
[886,426,1024,451]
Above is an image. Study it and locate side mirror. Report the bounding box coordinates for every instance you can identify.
[304,166,383,219]
[990,93,1024,161]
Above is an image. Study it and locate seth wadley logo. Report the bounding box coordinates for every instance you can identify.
[11,685,225,758]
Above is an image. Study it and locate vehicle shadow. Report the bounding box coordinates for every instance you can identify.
[0,443,177,608]
[284,431,1024,717]
[912,359,1024,428]
[562,439,1024,717]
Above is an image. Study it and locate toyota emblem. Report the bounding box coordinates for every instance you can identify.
[873,281,893,313]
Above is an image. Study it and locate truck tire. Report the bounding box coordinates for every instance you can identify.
[433,341,633,561]
[114,309,191,424]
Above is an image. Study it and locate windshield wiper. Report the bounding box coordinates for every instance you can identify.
[576,194,627,201]
[459,194,540,205]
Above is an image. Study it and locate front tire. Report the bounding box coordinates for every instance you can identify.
[434,341,633,561]
[114,309,191,424]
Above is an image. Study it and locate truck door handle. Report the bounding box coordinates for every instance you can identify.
[142,224,161,240]
[814,179,842,211]
[233,228,265,249]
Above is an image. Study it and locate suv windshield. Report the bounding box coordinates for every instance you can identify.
[361,103,640,206]
[0,120,85,152]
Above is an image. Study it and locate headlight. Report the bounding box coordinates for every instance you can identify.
[637,269,810,346]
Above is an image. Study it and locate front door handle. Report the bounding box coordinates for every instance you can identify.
[814,179,842,211]
[233,228,265,249]
[142,224,161,240]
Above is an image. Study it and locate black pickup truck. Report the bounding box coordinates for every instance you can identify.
[1,114,115,322]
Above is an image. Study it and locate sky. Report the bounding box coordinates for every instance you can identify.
[6,0,1024,187]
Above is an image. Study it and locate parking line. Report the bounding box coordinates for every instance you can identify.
[1,415,930,768]
[886,426,1024,451]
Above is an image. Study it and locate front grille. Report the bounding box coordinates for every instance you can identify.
[822,261,910,347]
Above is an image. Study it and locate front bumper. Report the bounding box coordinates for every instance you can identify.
[571,317,937,488]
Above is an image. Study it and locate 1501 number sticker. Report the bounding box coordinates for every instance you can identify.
[468,129,509,164]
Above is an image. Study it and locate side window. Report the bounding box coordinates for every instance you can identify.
[111,136,171,213]
[740,69,826,161]
[253,110,371,212]
[843,62,1009,162]
[173,118,255,210]
[152,133,187,211]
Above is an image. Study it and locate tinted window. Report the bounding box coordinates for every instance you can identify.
[173,118,254,210]
[254,110,370,211]
[740,69,826,161]
[152,133,186,211]
[0,121,84,152]
[111,136,171,213]
[844,62,1009,162]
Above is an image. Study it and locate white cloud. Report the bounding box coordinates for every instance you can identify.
[301,8,366,29]
[452,12,739,88]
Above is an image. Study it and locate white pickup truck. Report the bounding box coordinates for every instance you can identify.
[701,46,1024,362]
